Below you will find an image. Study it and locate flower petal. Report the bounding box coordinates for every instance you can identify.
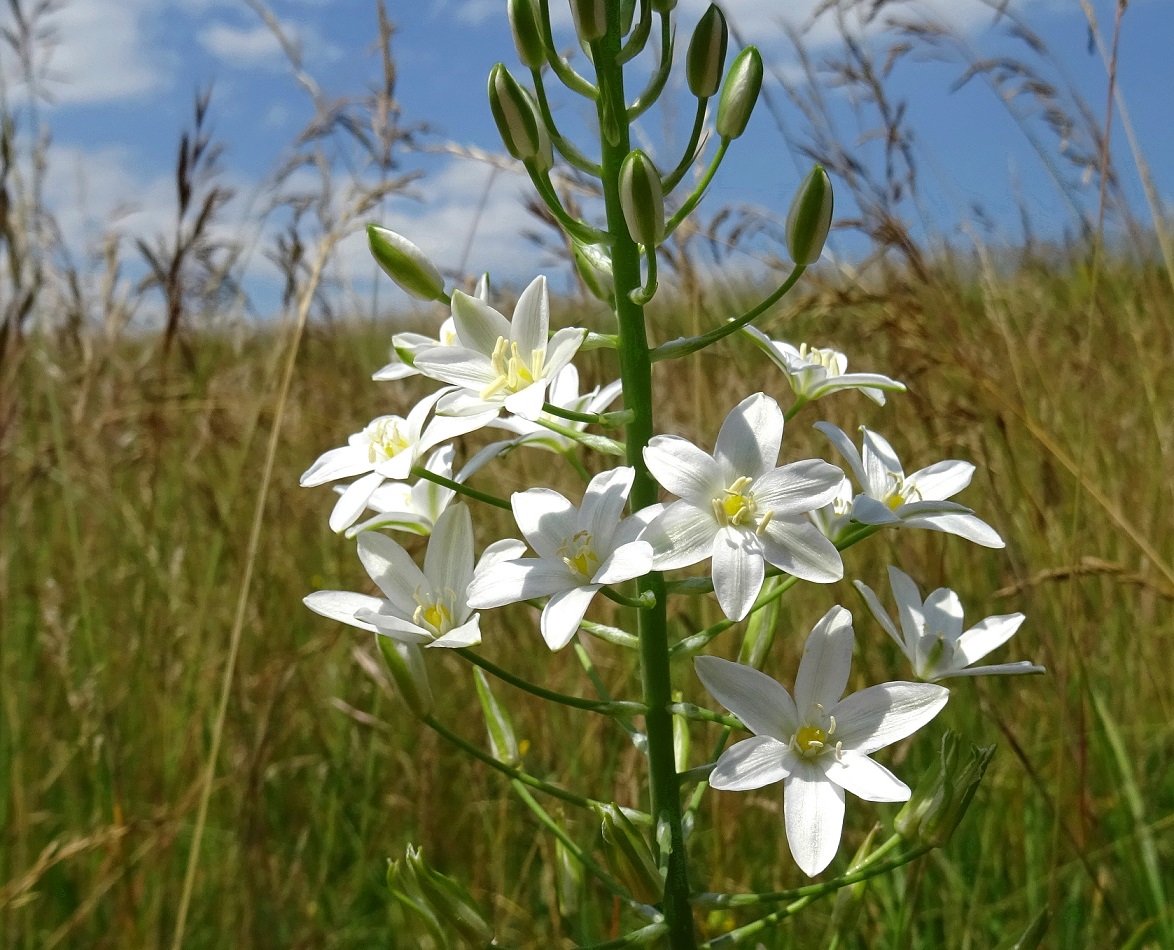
[899,507,1005,548]
[824,752,911,802]
[713,392,783,481]
[594,540,653,585]
[922,587,965,643]
[509,275,549,354]
[935,661,1044,679]
[794,606,854,712]
[832,682,949,755]
[476,538,529,574]
[886,567,926,655]
[329,471,385,533]
[694,655,798,741]
[955,613,1026,666]
[451,289,511,355]
[424,504,475,609]
[904,459,974,502]
[544,327,587,378]
[852,579,906,654]
[429,614,482,649]
[541,584,598,650]
[300,444,369,487]
[758,517,844,583]
[357,532,427,608]
[466,558,576,608]
[579,466,635,547]
[644,501,716,570]
[303,590,383,632]
[784,758,846,876]
[512,487,578,558]
[644,436,724,505]
[851,495,902,525]
[861,428,903,495]
[353,608,433,644]
[814,421,868,489]
[503,380,549,420]
[414,346,497,391]
[709,735,791,790]
[711,525,765,621]
[753,459,845,515]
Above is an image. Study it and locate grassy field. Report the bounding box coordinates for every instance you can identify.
[2,254,1173,948]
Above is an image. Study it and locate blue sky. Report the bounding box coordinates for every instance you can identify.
[6,0,1172,313]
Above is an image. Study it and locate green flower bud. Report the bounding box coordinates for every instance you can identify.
[569,0,608,42]
[377,636,434,718]
[672,691,690,772]
[472,668,521,767]
[367,225,446,302]
[736,576,781,669]
[716,46,763,140]
[387,853,447,947]
[652,0,678,11]
[553,838,582,919]
[620,0,637,35]
[595,803,664,905]
[488,64,550,169]
[508,0,546,70]
[406,846,495,947]
[786,165,833,265]
[895,731,995,848]
[686,4,728,98]
[571,241,614,304]
[619,149,664,246]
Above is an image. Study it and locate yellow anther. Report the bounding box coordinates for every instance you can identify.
[559,529,599,580]
[795,725,828,756]
[481,335,545,400]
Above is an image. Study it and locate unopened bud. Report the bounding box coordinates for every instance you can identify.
[377,637,434,718]
[367,225,446,302]
[620,0,636,35]
[619,149,664,246]
[473,272,490,303]
[786,165,833,265]
[571,242,614,303]
[508,0,546,69]
[405,846,495,946]
[569,0,608,42]
[553,838,582,919]
[895,731,995,848]
[672,691,690,772]
[737,577,781,669]
[473,668,521,767]
[652,0,678,11]
[596,803,664,905]
[716,46,763,140]
[687,5,728,99]
[488,64,550,169]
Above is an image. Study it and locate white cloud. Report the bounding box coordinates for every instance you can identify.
[198,22,285,68]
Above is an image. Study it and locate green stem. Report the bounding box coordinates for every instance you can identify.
[527,162,611,245]
[534,415,626,455]
[783,395,809,422]
[580,922,671,949]
[537,0,598,98]
[531,68,603,176]
[669,702,743,731]
[652,262,805,362]
[542,401,632,427]
[574,642,643,744]
[579,619,641,649]
[411,466,511,511]
[457,648,646,717]
[593,14,697,947]
[627,13,673,120]
[600,586,656,610]
[629,243,658,305]
[671,576,799,657]
[663,97,710,193]
[618,0,653,64]
[662,139,729,241]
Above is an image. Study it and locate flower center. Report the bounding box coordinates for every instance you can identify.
[559,530,599,580]
[882,471,920,511]
[792,706,839,759]
[413,588,459,637]
[480,336,545,399]
[712,476,773,533]
[798,343,846,376]
[366,417,411,463]
[795,725,828,755]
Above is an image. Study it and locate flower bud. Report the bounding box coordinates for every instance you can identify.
[620,0,636,35]
[737,576,781,669]
[571,241,614,303]
[595,803,664,905]
[569,0,608,42]
[672,691,690,772]
[473,668,521,767]
[508,0,546,69]
[786,165,833,265]
[716,46,763,140]
[367,225,446,302]
[405,846,495,946]
[377,636,434,718]
[686,5,728,99]
[652,0,678,11]
[895,731,995,848]
[553,838,582,919]
[488,64,550,169]
[473,272,490,303]
[619,149,664,246]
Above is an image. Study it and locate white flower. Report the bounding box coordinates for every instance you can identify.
[854,566,1043,681]
[466,467,655,650]
[744,326,906,405]
[414,275,585,421]
[343,445,457,538]
[494,364,624,452]
[695,606,949,876]
[300,389,492,534]
[303,504,524,649]
[373,275,489,382]
[642,393,846,621]
[814,422,1004,548]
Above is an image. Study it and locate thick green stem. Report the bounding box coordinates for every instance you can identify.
[593,16,697,948]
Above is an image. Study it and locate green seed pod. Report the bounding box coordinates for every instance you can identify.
[619,149,665,246]
[367,225,446,302]
[487,64,549,168]
[686,4,728,98]
[716,45,763,140]
[472,668,521,767]
[786,165,834,265]
[508,0,546,69]
[553,838,582,919]
[407,846,496,947]
[569,0,608,42]
[571,241,614,304]
[895,731,996,848]
[377,636,434,718]
[596,803,665,905]
[620,0,637,35]
[672,692,690,772]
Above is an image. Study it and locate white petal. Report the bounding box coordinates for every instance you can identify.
[955,613,1026,666]
[643,436,723,506]
[612,503,663,549]
[476,538,529,574]
[711,525,765,621]
[644,501,717,570]
[851,495,902,525]
[814,421,868,490]
[345,512,431,539]
[504,381,549,421]
[709,736,791,790]
[694,655,797,741]
[429,615,482,649]
[922,588,965,643]
[466,558,576,608]
[753,460,845,515]
[852,579,906,654]
[824,752,910,802]
[329,471,385,533]
[887,567,927,655]
[303,590,383,632]
[861,428,903,495]
[758,517,844,583]
[372,360,417,381]
[512,488,578,558]
[832,682,949,755]
[354,608,433,644]
[419,408,497,455]
[794,606,854,712]
[899,508,1005,548]
[544,327,587,377]
[784,759,846,876]
[593,540,653,585]
[713,393,783,481]
[357,532,427,608]
[904,460,974,502]
[414,346,497,390]
[510,275,549,354]
[579,467,635,548]
[936,661,1045,679]
[541,585,598,650]
[451,289,510,355]
[438,389,502,418]
[424,504,474,607]
[300,444,370,487]
[459,439,519,480]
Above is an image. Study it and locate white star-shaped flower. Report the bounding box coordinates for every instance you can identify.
[642,393,846,621]
[814,422,1004,548]
[466,467,655,650]
[372,275,489,382]
[696,606,949,876]
[342,445,457,538]
[855,566,1043,682]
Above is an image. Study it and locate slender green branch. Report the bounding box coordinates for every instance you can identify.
[541,401,633,428]
[627,14,674,120]
[565,449,592,484]
[423,714,593,808]
[530,67,603,176]
[534,415,627,456]
[670,576,799,657]
[600,586,656,610]
[783,395,809,422]
[663,97,710,193]
[618,0,652,64]
[575,642,643,744]
[526,163,611,245]
[580,922,671,949]
[682,725,731,826]
[457,648,647,717]
[411,466,510,511]
[579,619,641,649]
[661,139,729,241]
[537,0,598,98]
[669,702,743,731]
[652,262,805,362]
[629,243,658,305]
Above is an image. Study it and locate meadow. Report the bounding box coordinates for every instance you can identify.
[2,0,1173,946]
